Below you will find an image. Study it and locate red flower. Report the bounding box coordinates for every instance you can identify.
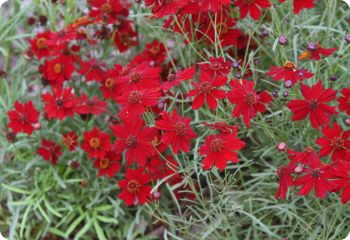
[79,59,106,82]
[146,155,179,182]
[156,110,196,153]
[88,0,128,23]
[316,123,350,161]
[75,94,107,116]
[287,81,337,129]
[37,139,62,165]
[113,21,138,52]
[100,65,122,100]
[42,56,75,85]
[199,57,231,77]
[7,101,39,135]
[275,163,295,199]
[93,151,121,178]
[42,86,79,120]
[62,132,78,151]
[287,147,321,166]
[266,61,313,85]
[29,31,52,59]
[202,121,238,134]
[206,16,242,47]
[235,0,271,21]
[116,85,161,118]
[294,162,336,199]
[130,41,166,66]
[182,0,231,13]
[199,133,246,171]
[187,72,227,110]
[337,88,350,115]
[298,43,338,61]
[331,161,350,204]
[227,79,272,127]
[81,127,112,159]
[162,66,196,92]
[279,0,314,14]
[111,117,156,166]
[145,0,187,17]
[118,168,152,206]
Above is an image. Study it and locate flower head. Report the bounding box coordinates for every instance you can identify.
[7,101,39,135]
[81,127,112,159]
[37,139,62,165]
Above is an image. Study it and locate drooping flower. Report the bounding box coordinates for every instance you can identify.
[287,81,337,129]
[162,67,196,92]
[202,121,238,134]
[337,88,350,115]
[118,168,152,206]
[37,139,62,165]
[42,86,79,120]
[266,61,313,86]
[7,101,39,135]
[330,161,350,204]
[42,56,75,85]
[235,0,271,21]
[275,163,295,199]
[81,127,112,159]
[199,133,246,171]
[298,43,338,61]
[79,59,107,82]
[111,117,156,166]
[279,0,315,14]
[62,132,78,151]
[287,147,321,166]
[156,110,196,153]
[316,123,350,161]
[227,79,272,127]
[187,72,227,110]
[93,151,121,178]
[294,162,336,199]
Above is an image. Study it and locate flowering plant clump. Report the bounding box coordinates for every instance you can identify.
[1,0,350,239]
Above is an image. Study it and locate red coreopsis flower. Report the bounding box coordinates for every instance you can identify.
[93,151,121,178]
[298,43,338,61]
[144,0,187,17]
[162,67,196,92]
[79,59,106,82]
[288,147,321,166]
[113,21,138,52]
[279,0,314,14]
[266,61,313,86]
[316,123,350,161]
[116,85,161,118]
[81,127,112,159]
[146,155,179,182]
[227,79,272,127]
[62,132,78,151]
[156,110,196,153]
[199,57,231,77]
[202,121,238,134]
[37,139,62,165]
[275,163,295,199]
[42,86,79,120]
[287,81,337,129]
[130,41,166,66]
[88,0,128,23]
[187,72,227,110]
[206,17,242,47]
[118,168,152,206]
[29,31,52,59]
[294,162,336,199]
[182,0,231,13]
[111,117,156,166]
[235,0,271,21]
[331,161,350,204]
[337,88,350,115]
[100,65,122,100]
[42,56,75,85]
[7,101,39,135]
[75,94,107,116]
[199,133,246,171]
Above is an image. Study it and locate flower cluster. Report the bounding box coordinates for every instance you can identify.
[6,0,350,207]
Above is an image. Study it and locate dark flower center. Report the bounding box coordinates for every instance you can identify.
[127,179,140,194]
[130,72,142,84]
[99,157,110,169]
[100,3,112,13]
[89,137,100,149]
[199,82,212,94]
[55,98,64,107]
[331,137,344,149]
[174,122,186,136]
[36,37,48,49]
[54,63,62,74]
[149,45,160,56]
[126,135,137,147]
[283,61,296,70]
[308,100,319,110]
[128,91,143,104]
[167,74,176,82]
[243,0,256,4]
[311,168,322,178]
[210,138,223,152]
[105,78,116,88]
[245,92,257,105]
[19,114,27,122]
[63,136,74,147]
